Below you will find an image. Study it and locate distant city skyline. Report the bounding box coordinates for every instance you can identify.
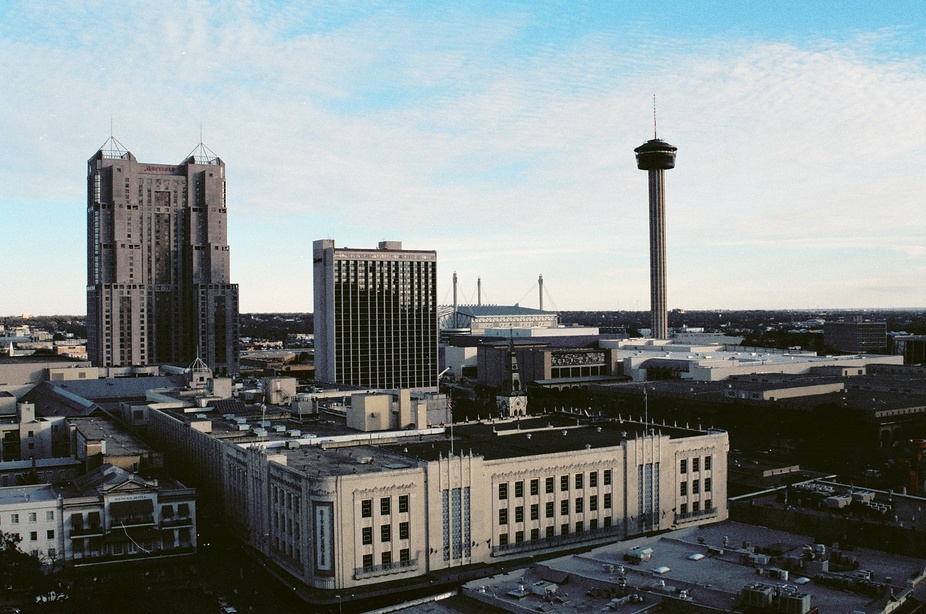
[2,2,925,315]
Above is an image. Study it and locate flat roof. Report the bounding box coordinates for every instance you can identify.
[385,416,713,463]
[69,416,154,456]
[0,483,58,506]
[165,407,717,474]
[462,520,926,614]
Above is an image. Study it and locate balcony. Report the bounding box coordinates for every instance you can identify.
[674,507,718,524]
[160,515,194,529]
[353,557,418,580]
[492,524,623,556]
[70,525,105,538]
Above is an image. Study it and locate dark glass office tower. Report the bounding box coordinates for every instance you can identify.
[313,240,437,389]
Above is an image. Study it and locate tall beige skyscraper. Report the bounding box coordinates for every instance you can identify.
[86,138,239,374]
[313,239,437,390]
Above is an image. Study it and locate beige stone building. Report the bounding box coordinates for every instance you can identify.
[148,407,728,593]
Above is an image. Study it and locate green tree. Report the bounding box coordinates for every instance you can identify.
[0,529,42,594]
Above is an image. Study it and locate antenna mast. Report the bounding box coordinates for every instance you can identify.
[653,94,657,139]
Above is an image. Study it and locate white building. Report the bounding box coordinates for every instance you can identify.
[148,408,728,594]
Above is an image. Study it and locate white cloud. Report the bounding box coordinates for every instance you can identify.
[1,4,924,313]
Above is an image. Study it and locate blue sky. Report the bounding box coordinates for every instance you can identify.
[1,1,924,314]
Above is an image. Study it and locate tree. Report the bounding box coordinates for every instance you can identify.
[0,529,42,594]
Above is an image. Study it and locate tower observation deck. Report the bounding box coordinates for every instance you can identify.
[634,138,677,340]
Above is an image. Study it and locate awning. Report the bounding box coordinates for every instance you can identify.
[110,499,154,516]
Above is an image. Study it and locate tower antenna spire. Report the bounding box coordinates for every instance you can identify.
[653,94,657,139]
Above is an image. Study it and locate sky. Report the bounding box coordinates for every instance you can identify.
[2,1,925,315]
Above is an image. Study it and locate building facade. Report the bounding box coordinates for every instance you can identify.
[823,320,887,354]
[86,139,239,375]
[0,465,196,567]
[313,240,438,390]
[148,408,728,594]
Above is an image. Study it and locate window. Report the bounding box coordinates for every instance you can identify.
[498,483,508,500]
[361,499,372,518]
[546,526,555,540]
[380,497,391,515]
[398,494,409,513]
[46,530,54,539]
[561,523,569,536]
[499,509,508,525]
[530,528,540,541]
[705,456,712,471]
[515,530,524,544]
[546,477,555,493]
[693,457,700,472]
[692,479,700,494]
[30,532,37,541]
[604,493,612,509]
[680,459,687,474]
[575,521,584,533]
[499,533,509,546]
[381,551,392,567]
[575,473,584,489]
[515,481,524,498]
[530,479,539,496]
[604,470,612,486]
[590,518,598,531]
[590,471,598,488]
[705,477,712,492]
[692,501,700,513]
[705,499,712,510]
[28,512,37,523]
[363,554,374,569]
[45,511,54,522]
[381,524,391,542]
[545,501,555,518]
[680,481,687,496]
[575,498,584,514]
[515,506,524,523]
[680,503,688,514]
[400,548,410,563]
[560,500,569,515]
[590,495,598,512]
[604,516,612,528]
[362,527,372,545]
[530,504,539,521]
[560,475,569,491]
[10,514,18,524]
[399,521,409,540]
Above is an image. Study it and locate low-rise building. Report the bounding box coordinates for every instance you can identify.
[147,406,728,597]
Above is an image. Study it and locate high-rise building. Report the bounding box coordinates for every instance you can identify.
[86,138,239,375]
[635,137,677,340]
[313,240,437,389]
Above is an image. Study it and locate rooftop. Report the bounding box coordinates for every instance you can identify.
[460,520,926,614]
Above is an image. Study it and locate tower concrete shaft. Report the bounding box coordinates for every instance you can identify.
[634,138,677,340]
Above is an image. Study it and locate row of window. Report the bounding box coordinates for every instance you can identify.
[499,517,614,546]
[361,521,410,545]
[361,494,410,518]
[7,530,54,541]
[679,478,712,497]
[499,470,613,500]
[499,494,614,525]
[361,548,411,570]
[679,455,712,474]
[6,511,54,524]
